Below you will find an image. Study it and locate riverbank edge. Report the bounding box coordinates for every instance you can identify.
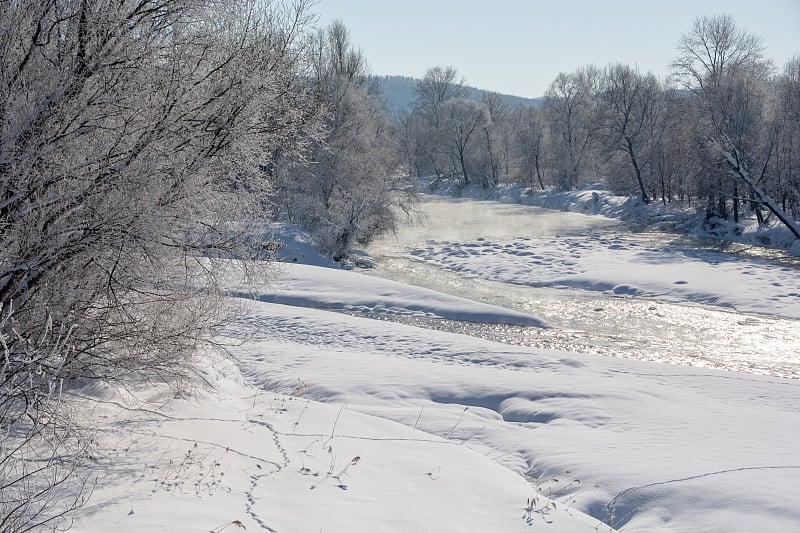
[420,177,800,256]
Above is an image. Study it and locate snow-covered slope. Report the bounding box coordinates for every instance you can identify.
[70,352,599,532]
[227,262,549,327]
[68,219,800,532]
[232,293,800,533]
[228,222,799,532]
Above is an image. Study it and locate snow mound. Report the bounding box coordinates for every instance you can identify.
[225,262,549,327]
[269,223,339,268]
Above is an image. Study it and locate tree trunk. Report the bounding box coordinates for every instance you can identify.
[723,148,800,240]
[534,154,545,190]
[625,136,649,204]
[484,128,497,186]
[458,146,469,185]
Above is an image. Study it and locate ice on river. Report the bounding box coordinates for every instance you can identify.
[363,196,800,378]
[410,232,800,319]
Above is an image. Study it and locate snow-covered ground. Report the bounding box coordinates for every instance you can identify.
[232,294,800,533]
[69,193,800,532]
[409,232,800,319]
[69,349,599,533]
[233,262,547,327]
[68,263,800,532]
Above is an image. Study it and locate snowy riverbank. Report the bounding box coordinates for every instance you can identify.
[68,220,800,532]
[423,178,800,255]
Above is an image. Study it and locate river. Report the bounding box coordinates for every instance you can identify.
[363,196,800,380]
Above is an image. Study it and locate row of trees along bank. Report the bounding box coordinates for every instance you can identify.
[396,15,800,238]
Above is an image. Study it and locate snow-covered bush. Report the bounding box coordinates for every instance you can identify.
[0,0,319,527]
[274,22,416,261]
[0,306,91,531]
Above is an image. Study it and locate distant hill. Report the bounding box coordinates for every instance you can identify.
[372,75,542,118]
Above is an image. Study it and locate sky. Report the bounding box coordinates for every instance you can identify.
[312,0,800,99]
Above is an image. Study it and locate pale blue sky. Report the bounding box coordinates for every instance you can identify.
[312,0,800,98]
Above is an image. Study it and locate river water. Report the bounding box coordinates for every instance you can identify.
[363,196,800,380]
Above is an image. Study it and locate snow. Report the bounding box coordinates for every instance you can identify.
[68,199,800,532]
[269,223,338,268]
[414,179,800,319]
[232,292,800,533]
[69,351,599,533]
[227,261,549,327]
[409,233,800,319]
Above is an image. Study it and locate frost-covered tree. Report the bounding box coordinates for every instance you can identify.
[772,56,800,219]
[0,0,319,528]
[672,14,767,93]
[544,66,602,189]
[650,90,695,204]
[403,66,465,178]
[598,64,666,204]
[396,108,431,177]
[670,14,798,236]
[512,105,549,190]
[440,98,490,185]
[413,66,466,126]
[478,91,511,187]
[275,21,414,260]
